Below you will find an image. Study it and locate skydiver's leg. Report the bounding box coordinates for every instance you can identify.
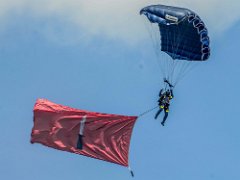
[155,108,163,119]
[161,110,169,126]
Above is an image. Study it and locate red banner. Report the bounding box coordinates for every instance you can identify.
[31,99,137,167]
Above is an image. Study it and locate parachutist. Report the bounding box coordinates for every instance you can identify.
[155,88,174,126]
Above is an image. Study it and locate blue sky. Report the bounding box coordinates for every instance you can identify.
[0,1,240,180]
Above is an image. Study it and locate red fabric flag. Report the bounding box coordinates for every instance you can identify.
[31,99,137,167]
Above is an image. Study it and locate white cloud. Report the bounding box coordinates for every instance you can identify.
[0,0,240,43]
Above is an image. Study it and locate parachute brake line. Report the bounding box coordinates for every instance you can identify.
[139,106,158,117]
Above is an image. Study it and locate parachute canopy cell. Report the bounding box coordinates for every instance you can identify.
[140,4,210,61]
[31,99,137,167]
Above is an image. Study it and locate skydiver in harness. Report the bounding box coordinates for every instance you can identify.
[155,79,174,126]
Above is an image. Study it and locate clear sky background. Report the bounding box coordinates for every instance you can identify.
[0,1,240,180]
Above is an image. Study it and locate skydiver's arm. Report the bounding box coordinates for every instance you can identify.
[169,83,174,88]
[164,79,173,87]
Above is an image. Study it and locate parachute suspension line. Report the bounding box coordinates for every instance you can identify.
[171,20,193,86]
[167,29,172,81]
[163,28,168,80]
[179,19,202,84]
[169,25,176,83]
[173,24,187,84]
[175,61,189,84]
[165,25,172,82]
[173,62,189,86]
[167,25,175,84]
[174,39,201,86]
[176,57,199,84]
[175,28,194,84]
[154,24,167,82]
[138,106,158,117]
[159,25,167,80]
[163,28,167,80]
[174,61,199,86]
[145,22,165,81]
[143,20,164,88]
[164,27,174,84]
[170,25,179,84]
[149,24,160,57]
[144,21,156,54]
[165,23,184,85]
[155,24,166,80]
[143,21,158,59]
[174,53,200,86]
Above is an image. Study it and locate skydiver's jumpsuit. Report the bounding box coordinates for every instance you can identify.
[155,89,174,126]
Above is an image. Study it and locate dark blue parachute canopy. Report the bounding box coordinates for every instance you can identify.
[140,5,210,61]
